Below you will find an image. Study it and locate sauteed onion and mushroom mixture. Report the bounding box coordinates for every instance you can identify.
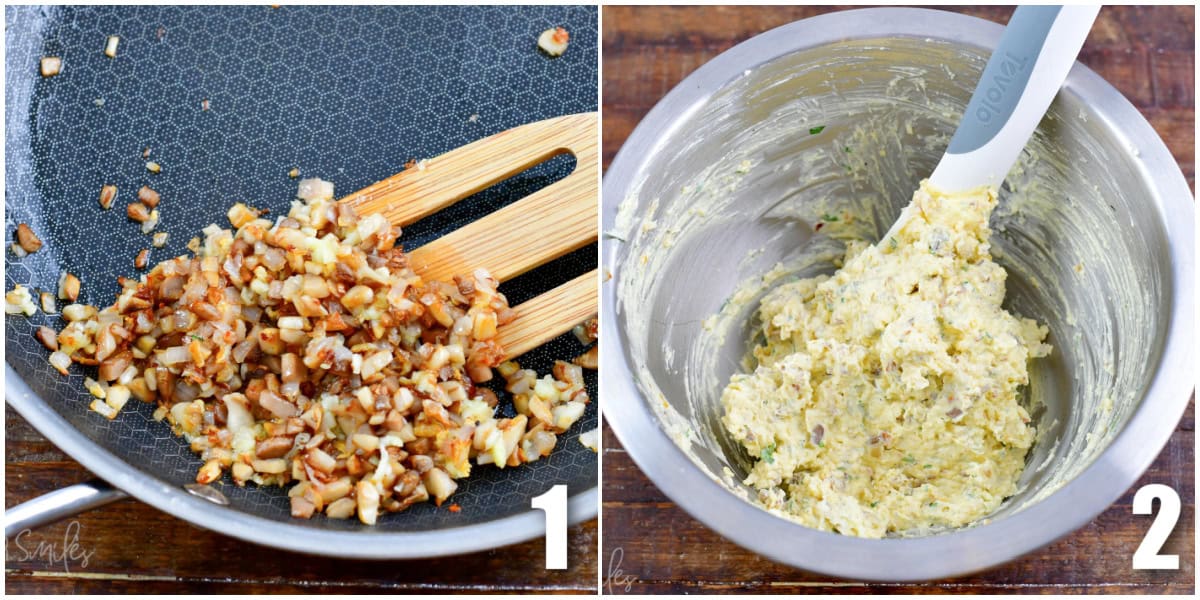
[29,179,590,524]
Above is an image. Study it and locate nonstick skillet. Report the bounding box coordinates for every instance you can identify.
[4,4,598,558]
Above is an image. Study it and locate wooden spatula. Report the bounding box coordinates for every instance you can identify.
[339,112,598,359]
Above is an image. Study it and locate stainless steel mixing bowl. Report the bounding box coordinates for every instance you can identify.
[601,8,1194,581]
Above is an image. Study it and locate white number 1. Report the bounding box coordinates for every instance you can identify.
[1132,483,1180,570]
[532,484,568,570]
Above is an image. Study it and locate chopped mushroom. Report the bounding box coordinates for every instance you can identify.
[40,57,61,77]
[34,177,588,524]
[104,35,119,58]
[572,346,597,370]
[255,436,294,459]
[196,459,222,483]
[99,184,117,209]
[39,291,56,314]
[290,494,317,519]
[15,223,43,254]
[570,317,598,369]
[58,272,80,301]
[811,424,825,447]
[35,326,59,351]
[127,201,150,222]
[145,161,161,174]
[137,185,160,208]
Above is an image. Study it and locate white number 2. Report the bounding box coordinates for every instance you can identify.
[532,484,568,570]
[1132,483,1180,570]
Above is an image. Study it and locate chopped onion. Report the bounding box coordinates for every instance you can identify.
[296,178,334,202]
[158,345,191,365]
[49,351,71,375]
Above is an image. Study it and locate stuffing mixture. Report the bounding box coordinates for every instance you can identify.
[720,181,1050,538]
[15,178,590,524]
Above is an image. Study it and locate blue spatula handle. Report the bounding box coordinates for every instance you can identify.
[928,5,1100,192]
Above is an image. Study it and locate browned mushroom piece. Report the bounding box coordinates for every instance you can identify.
[34,326,59,351]
[289,495,316,519]
[255,436,295,459]
[571,345,598,369]
[137,185,161,208]
[127,201,151,222]
[99,184,118,209]
[40,56,61,77]
[811,424,825,447]
[15,223,43,254]
[58,272,81,301]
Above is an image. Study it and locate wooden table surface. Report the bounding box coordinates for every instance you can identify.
[600,4,1194,595]
[4,411,598,594]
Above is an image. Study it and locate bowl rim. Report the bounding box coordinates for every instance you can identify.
[601,7,1195,582]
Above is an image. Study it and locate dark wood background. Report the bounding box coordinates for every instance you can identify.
[601,4,1195,595]
[4,409,598,594]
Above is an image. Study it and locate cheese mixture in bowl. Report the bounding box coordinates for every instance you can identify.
[720,181,1050,538]
[604,10,1193,579]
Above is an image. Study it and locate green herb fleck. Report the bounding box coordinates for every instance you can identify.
[923,464,933,469]
[888,237,898,250]
[809,125,826,135]
[822,213,839,222]
[760,444,776,464]
[903,455,916,464]
[870,501,879,508]
[929,502,938,508]
[189,334,204,342]
[843,146,852,153]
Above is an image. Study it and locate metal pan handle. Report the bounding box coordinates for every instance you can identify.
[4,479,127,538]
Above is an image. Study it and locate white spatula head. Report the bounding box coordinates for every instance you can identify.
[930,5,1100,192]
[885,5,1100,241]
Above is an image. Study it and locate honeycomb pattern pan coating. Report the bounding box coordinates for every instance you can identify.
[4,5,598,557]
